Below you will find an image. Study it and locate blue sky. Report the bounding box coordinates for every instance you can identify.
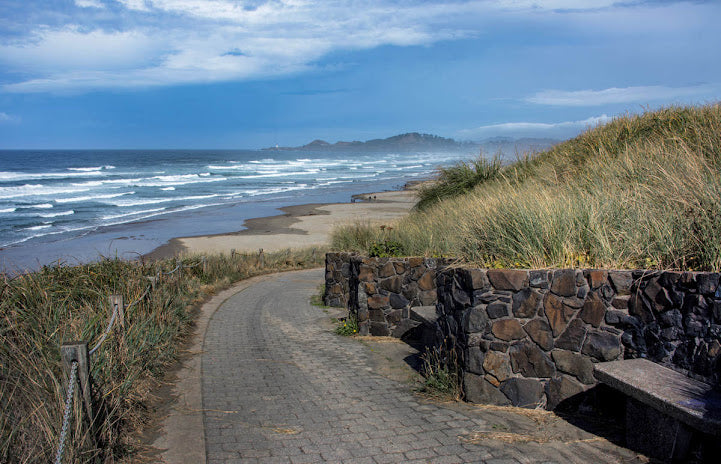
[0,0,719,148]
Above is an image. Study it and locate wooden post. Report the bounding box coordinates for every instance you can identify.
[230,248,236,258]
[202,256,207,274]
[258,248,265,268]
[176,259,183,278]
[146,275,157,290]
[60,342,95,438]
[108,294,124,328]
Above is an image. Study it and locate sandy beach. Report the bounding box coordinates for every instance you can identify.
[146,189,417,259]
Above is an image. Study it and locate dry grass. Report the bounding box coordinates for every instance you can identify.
[332,103,721,271]
[0,248,325,463]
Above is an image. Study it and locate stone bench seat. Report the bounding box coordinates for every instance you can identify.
[594,358,721,460]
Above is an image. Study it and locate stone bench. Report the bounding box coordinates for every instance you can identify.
[594,358,721,461]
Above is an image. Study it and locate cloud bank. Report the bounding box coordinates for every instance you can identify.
[527,84,721,106]
[458,115,612,139]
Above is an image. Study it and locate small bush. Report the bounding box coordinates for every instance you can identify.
[334,314,358,336]
[419,345,462,401]
[416,155,503,210]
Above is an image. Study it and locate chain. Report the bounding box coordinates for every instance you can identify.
[54,361,78,464]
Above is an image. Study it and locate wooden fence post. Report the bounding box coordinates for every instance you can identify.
[258,248,265,268]
[176,259,183,278]
[230,248,236,258]
[60,342,96,444]
[202,256,208,275]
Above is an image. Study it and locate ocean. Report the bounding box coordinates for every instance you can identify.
[0,149,472,272]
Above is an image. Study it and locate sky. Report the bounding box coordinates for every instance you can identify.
[0,0,720,149]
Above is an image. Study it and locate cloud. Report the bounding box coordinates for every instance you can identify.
[0,112,19,123]
[527,84,721,106]
[75,0,105,8]
[458,115,611,139]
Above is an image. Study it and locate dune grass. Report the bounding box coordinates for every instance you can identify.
[0,248,324,463]
[332,103,721,271]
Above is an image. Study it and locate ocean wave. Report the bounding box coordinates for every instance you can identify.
[67,166,104,172]
[23,224,53,231]
[38,210,74,218]
[0,207,16,213]
[108,194,220,207]
[101,207,166,221]
[0,184,91,200]
[26,203,54,209]
[0,171,108,182]
[55,191,135,204]
[161,187,175,191]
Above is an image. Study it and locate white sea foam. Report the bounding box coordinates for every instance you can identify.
[38,210,74,218]
[101,207,166,221]
[0,184,90,200]
[55,191,134,203]
[68,166,103,172]
[24,224,53,231]
[161,187,175,191]
[108,194,220,207]
[0,171,107,182]
[26,203,54,209]
[0,207,16,213]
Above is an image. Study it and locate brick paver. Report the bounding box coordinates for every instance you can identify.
[202,269,642,464]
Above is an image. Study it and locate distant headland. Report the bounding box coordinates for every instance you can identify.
[263,132,559,157]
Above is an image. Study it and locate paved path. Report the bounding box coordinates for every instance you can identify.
[201,269,642,464]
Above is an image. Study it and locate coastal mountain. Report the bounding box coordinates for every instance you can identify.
[264,132,559,157]
[264,132,471,152]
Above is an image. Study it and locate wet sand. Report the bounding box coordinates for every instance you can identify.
[146,189,417,259]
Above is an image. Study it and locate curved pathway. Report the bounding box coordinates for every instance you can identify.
[201,269,641,464]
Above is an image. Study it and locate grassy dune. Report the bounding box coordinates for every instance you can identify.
[332,103,721,271]
[0,249,324,463]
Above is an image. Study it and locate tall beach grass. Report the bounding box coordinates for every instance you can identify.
[332,103,721,271]
[0,248,324,463]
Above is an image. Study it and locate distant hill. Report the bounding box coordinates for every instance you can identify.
[264,132,559,156]
[264,132,472,153]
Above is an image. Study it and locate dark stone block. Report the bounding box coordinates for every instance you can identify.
[386,309,402,324]
[482,350,511,381]
[713,301,721,322]
[418,289,437,306]
[577,286,589,300]
[697,273,720,295]
[379,261,396,278]
[555,319,588,352]
[512,288,541,318]
[644,278,672,311]
[487,269,528,291]
[551,269,577,297]
[544,293,576,337]
[490,341,509,352]
[369,321,390,336]
[582,330,621,361]
[465,269,490,290]
[579,292,606,328]
[466,345,485,375]
[586,270,608,289]
[463,305,490,333]
[418,271,435,291]
[369,309,386,322]
[509,341,555,378]
[389,292,409,309]
[393,261,406,274]
[658,308,682,328]
[545,375,585,410]
[611,295,630,309]
[486,302,509,319]
[463,372,511,405]
[628,292,655,323]
[376,275,398,294]
[608,271,633,296]
[492,319,526,341]
[500,377,545,408]
[368,294,390,310]
[523,318,554,351]
[529,270,549,288]
[551,349,595,384]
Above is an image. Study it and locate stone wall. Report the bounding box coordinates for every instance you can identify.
[324,252,357,308]
[436,268,721,409]
[324,253,721,410]
[324,253,453,337]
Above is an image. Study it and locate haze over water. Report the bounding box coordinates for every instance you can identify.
[0,149,471,272]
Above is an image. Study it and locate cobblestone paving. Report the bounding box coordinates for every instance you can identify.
[202,269,643,464]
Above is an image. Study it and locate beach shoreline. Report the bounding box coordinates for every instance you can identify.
[144,186,420,260]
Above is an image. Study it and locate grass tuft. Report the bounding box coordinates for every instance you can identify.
[331,103,721,271]
[0,247,325,463]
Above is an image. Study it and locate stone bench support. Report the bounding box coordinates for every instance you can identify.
[594,358,721,461]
